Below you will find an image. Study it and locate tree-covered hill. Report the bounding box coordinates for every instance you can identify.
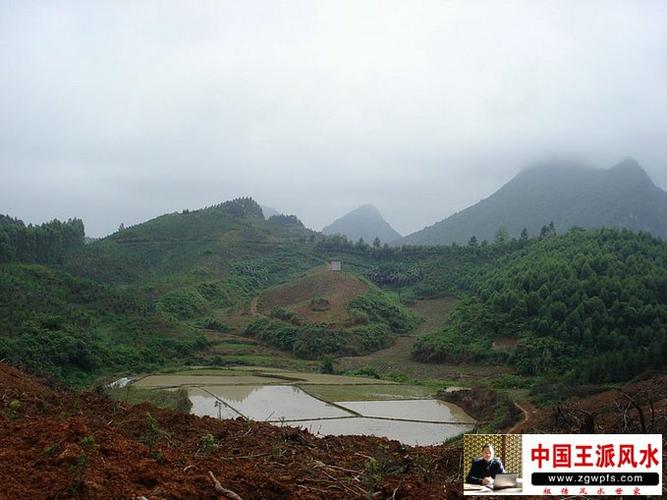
[411,229,667,383]
[2,196,665,389]
[63,197,317,286]
[0,263,205,386]
[398,159,667,245]
[0,199,324,385]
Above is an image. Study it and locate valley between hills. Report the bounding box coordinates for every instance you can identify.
[1,193,665,498]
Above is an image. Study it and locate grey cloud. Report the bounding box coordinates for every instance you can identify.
[1,0,666,237]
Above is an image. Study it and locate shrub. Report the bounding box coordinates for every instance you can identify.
[309,297,331,311]
[320,355,335,374]
[157,288,208,320]
[348,289,418,333]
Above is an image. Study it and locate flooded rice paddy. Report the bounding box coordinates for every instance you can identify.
[135,368,475,446]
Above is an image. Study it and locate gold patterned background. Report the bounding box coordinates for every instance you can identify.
[464,434,522,476]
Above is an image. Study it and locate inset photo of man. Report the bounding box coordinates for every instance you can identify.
[464,434,522,495]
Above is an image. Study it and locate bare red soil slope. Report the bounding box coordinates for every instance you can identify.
[0,363,462,499]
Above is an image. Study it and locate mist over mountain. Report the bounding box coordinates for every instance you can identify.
[397,159,667,246]
[322,204,401,244]
[260,205,280,219]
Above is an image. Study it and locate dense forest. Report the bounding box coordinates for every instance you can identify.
[407,229,667,383]
[0,215,85,264]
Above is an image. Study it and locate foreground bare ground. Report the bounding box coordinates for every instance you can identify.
[2,362,665,499]
[0,363,462,499]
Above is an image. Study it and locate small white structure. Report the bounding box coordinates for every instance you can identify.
[329,260,342,271]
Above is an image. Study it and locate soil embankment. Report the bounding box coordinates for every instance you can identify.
[437,388,522,430]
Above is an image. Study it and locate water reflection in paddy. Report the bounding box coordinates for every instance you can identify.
[291,418,472,446]
[187,388,242,419]
[337,399,475,423]
[197,385,352,421]
[184,382,474,445]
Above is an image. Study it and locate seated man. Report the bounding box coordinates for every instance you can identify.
[466,443,505,486]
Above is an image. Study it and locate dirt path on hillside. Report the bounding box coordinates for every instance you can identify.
[250,296,258,316]
[508,400,538,433]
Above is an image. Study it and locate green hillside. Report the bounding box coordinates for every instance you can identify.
[0,199,324,384]
[246,270,418,358]
[0,263,205,386]
[63,197,316,286]
[2,197,665,390]
[316,228,666,382]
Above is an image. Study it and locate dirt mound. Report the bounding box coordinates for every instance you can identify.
[0,363,464,499]
[257,268,368,326]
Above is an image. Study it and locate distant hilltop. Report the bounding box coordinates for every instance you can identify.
[322,204,401,244]
[396,158,667,246]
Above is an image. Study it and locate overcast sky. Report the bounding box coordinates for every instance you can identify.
[1,1,666,237]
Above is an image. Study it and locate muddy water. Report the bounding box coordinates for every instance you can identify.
[187,388,243,419]
[291,418,472,446]
[193,385,352,421]
[142,373,474,445]
[185,384,474,445]
[337,399,475,423]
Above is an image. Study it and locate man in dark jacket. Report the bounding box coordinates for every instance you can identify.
[466,443,505,486]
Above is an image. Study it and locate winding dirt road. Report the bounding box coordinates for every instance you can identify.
[508,400,538,433]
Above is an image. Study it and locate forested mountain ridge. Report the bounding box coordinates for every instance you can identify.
[322,204,401,244]
[0,198,318,385]
[63,197,317,285]
[397,159,667,246]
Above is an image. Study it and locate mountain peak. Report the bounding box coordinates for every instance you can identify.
[354,204,380,214]
[610,157,645,173]
[396,159,667,246]
[608,158,653,185]
[322,204,401,243]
